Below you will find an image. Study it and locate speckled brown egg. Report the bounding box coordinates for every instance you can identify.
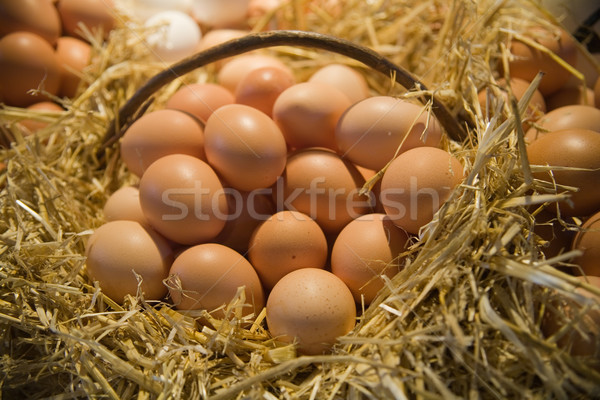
[273,82,351,151]
[120,109,206,177]
[248,210,328,290]
[165,83,235,123]
[85,220,173,303]
[335,96,443,171]
[527,128,600,217]
[266,268,356,355]
[167,243,265,319]
[525,105,600,143]
[103,185,148,225]
[572,210,600,276]
[308,63,370,104]
[0,0,62,45]
[331,213,409,304]
[55,36,91,98]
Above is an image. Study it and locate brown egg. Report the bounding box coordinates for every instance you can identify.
[138,154,228,245]
[235,66,296,117]
[525,105,600,143]
[533,209,576,259]
[248,210,328,290]
[203,104,287,191]
[165,83,235,123]
[273,82,351,151]
[0,0,62,45]
[335,96,444,171]
[527,129,600,217]
[331,213,408,304]
[167,243,265,319]
[217,54,292,93]
[57,0,116,40]
[55,36,91,98]
[214,190,275,253]
[541,275,600,360]
[308,63,370,104]
[266,268,356,355]
[85,220,173,303]
[0,32,61,107]
[120,109,206,177]
[18,101,63,134]
[507,27,577,96]
[380,147,463,235]
[545,85,596,111]
[572,211,600,276]
[197,29,249,69]
[103,186,148,225]
[595,76,600,108]
[280,147,369,233]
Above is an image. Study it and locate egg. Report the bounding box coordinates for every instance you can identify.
[58,0,116,40]
[214,190,275,253]
[103,185,148,225]
[144,10,202,63]
[525,105,600,143]
[331,213,409,304]
[266,268,356,355]
[280,147,369,233]
[595,76,600,108]
[527,128,600,217]
[533,209,576,259]
[335,96,443,171]
[191,0,250,28]
[55,36,92,98]
[572,210,600,276]
[0,32,61,107]
[0,0,62,45]
[18,101,64,134]
[165,83,234,123]
[203,104,287,191]
[85,220,173,303]
[217,54,292,93]
[273,82,352,151]
[120,109,206,177]
[507,26,577,96]
[308,63,370,104]
[122,0,193,21]
[167,243,265,319]
[138,154,228,245]
[234,66,296,117]
[380,147,463,235]
[197,29,249,69]
[248,210,328,290]
[545,85,596,111]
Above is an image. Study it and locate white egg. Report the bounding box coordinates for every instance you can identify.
[191,0,249,28]
[115,0,193,21]
[144,10,202,62]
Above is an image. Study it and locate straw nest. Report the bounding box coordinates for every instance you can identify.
[1,0,599,398]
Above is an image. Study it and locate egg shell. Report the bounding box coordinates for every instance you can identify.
[279,147,368,233]
[218,54,291,93]
[103,185,148,225]
[57,0,116,40]
[56,36,92,98]
[266,268,356,355]
[507,27,577,96]
[595,76,600,108]
[85,220,173,303]
[120,109,206,177]
[248,210,328,290]
[144,10,202,62]
[272,82,351,151]
[331,213,409,304]
[19,101,64,134]
[335,96,443,171]
[167,243,265,319]
[191,0,250,28]
[545,85,596,111]
[123,0,192,21]
[525,105,600,143]
[235,66,296,117]
[541,275,600,360]
[214,190,275,253]
[165,83,234,123]
[0,32,61,107]
[533,209,576,259]
[527,128,600,217]
[308,63,370,104]
[138,154,228,245]
[572,211,600,276]
[0,0,62,45]
[203,104,287,191]
[380,147,463,235]
[197,29,249,69]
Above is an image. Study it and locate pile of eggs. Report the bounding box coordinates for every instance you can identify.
[87,50,468,354]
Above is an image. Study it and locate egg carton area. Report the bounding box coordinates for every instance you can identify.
[1,0,600,399]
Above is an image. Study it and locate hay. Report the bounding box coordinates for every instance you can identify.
[1,0,600,398]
